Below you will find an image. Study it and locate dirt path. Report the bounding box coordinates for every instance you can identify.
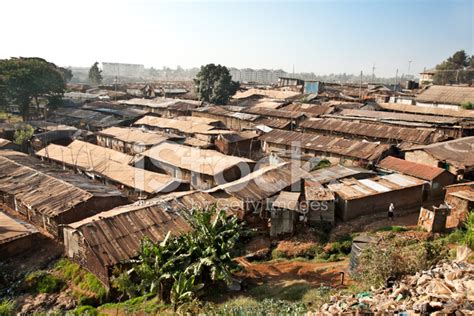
[236,257,351,288]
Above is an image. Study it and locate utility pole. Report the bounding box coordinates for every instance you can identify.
[371,64,376,82]
[359,71,363,100]
[292,64,295,77]
[408,60,412,77]
[395,69,399,92]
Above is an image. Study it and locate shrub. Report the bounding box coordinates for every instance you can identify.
[271,249,287,259]
[13,124,34,145]
[353,237,448,287]
[0,299,15,316]
[113,207,243,303]
[461,101,474,110]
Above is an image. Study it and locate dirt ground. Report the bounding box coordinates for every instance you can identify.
[236,257,350,287]
[329,209,420,241]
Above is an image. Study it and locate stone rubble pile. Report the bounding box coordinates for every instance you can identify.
[319,261,474,315]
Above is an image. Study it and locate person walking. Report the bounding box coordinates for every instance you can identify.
[388,203,395,221]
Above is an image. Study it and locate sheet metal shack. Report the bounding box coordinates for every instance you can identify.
[140,142,254,190]
[260,129,393,166]
[0,151,126,238]
[300,118,446,148]
[63,200,192,286]
[327,173,425,221]
[404,137,474,179]
[444,182,474,229]
[192,106,260,131]
[0,209,39,259]
[378,156,455,201]
[36,140,187,199]
[96,126,183,154]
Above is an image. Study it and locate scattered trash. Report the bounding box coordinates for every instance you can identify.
[318,260,474,314]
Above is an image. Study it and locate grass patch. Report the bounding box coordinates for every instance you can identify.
[376,226,408,232]
[72,305,100,316]
[54,259,107,305]
[248,280,311,301]
[24,271,64,294]
[99,294,165,314]
[0,299,15,316]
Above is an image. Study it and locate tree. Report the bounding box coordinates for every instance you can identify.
[88,62,102,85]
[58,67,73,83]
[433,50,473,85]
[0,57,66,120]
[194,64,239,104]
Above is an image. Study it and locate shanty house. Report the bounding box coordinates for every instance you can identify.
[63,200,191,286]
[444,182,474,228]
[0,151,126,238]
[378,156,455,202]
[304,181,335,225]
[327,173,425,221]
[270,191,300,236]
[119,98,201,117]
[215,131,261,159]
[192,106,260,131]
[260,129,393,166]
[415,85,474,110]
[140,142,254,190]
[96,126,182,154]
[36,140,188,200]
[0,210,39,259]
[206,162,308,232]
[404,137,474,179]
[300,118,446,149]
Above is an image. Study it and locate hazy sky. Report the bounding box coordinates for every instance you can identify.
[1,0,472,77]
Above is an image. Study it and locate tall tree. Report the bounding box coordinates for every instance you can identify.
[88,62,103,85]
[433,50,473,85]
[0,57,66,120]
[194,64,239,104]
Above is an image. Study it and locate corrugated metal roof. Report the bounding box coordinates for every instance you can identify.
[415,85,474,105]
[300,118,439,145]
[0,210,38,244]
[193,106,260,121]
[0,138,12,148]
[67,200,192,267]
[206,162,308,201]
[448,190,474,202]
[379,102,474,119]
[327,173,425,200]
[378,156,446,181]
[260,129,391,161]
[405,137,474,169]
[98,127,177,146]
[243,107,306,119]
[119,97,201,109]
[0,156,93,217]
[254,117,292,129]
[36,142,183,194]
[233,88,301,100]
[308,165,375,184]
[280,103,334,117]
[142,142,254,176]
[272,191,300,211]
[134,116,216,134]
[338,109,462,125]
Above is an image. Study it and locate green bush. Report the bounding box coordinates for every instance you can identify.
[13,124,34,145]
[112,207,243,303]
[461,101,474,110]
[376,226,408,232]
[353,237,448,287]
[24,271,64,294]
[0,299,15,316]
